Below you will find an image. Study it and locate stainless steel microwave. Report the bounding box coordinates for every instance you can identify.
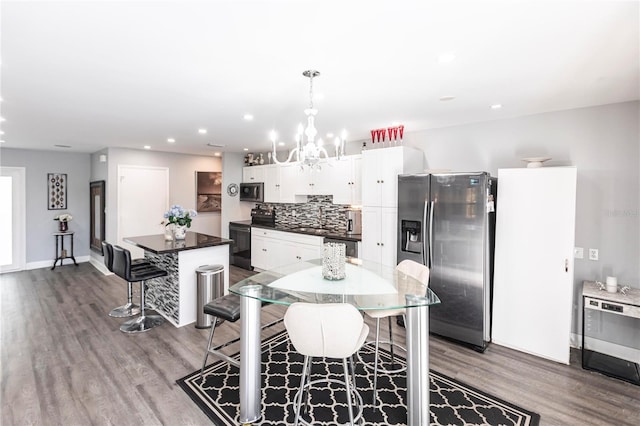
[240,182,264,202]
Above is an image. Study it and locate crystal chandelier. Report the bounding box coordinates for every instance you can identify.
[270,70,345,170]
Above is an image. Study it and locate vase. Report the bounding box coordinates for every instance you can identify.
[322,242,346,280]
[173,224,187,240]
[164,224,174,241]
[59,221,68,232]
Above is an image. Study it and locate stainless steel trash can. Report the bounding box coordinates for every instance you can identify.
[195,264,224,329]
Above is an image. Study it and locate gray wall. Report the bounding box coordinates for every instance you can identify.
[221,152,252,238]
[104,148,222,244]
[402,101,640,335]
[1,149,91,264]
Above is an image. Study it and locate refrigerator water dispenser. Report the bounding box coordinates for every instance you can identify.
[401,220,422,254]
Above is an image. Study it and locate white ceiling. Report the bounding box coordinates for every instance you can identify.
[1,0,638,157]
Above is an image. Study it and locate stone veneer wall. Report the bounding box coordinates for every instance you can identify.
[143,251,180,324]
[258,195,351,233]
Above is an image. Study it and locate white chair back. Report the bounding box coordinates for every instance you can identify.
[284,303,369,359]
[396,259,430,286]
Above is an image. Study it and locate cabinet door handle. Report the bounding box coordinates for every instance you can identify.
[380,243,384,246]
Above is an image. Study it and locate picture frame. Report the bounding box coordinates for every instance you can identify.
[47,173,67,210]
[196,171,222,213]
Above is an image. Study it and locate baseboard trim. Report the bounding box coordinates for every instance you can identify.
[26,256,90,271]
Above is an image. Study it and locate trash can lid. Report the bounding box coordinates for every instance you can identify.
[195,264,224,274]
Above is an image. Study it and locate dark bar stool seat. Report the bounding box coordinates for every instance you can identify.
[102,241,151,318]
[112,245,167,333]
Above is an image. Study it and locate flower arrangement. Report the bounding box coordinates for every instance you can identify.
[54,213,73,222]
[163,205,197,228]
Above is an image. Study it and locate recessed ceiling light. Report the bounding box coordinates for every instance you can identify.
[243,148,249,151]
[326,132,334,138]
[144,145,151,150]
[198,128,207,134]
[167,138,175,143]
[243,114,254,121]
[438,52,456,63]
[0,130,4,135]
[278,142,285,146]
[214,152,221,157]
[491,104,503,110]
[439,96,456,101]
[0,140,5,143]
[0,117,5,122]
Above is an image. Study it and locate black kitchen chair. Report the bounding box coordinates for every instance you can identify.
[102,241,152,318]
[112,245,167,333]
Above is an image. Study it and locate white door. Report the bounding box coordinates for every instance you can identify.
[492,167,577,364]
[0,167,26,272]
[117,165,169,259]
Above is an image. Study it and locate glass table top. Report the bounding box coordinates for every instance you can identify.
[229,258,440,311]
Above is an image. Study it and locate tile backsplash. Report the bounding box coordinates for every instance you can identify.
[257,195,350,233]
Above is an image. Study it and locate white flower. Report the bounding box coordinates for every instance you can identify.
[54,213,73,222]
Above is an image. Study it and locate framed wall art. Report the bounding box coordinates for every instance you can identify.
[196,171,222,213]
[47,173,67,210]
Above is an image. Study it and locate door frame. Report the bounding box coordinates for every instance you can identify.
[1,167,26,273]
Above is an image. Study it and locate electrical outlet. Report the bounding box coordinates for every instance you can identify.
[574,247,583,259]
[588,248,599,261]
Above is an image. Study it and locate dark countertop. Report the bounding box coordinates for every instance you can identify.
[250,223,361,242]
[125,232,232,255]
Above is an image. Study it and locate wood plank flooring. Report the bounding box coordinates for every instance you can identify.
[2,263,639,425]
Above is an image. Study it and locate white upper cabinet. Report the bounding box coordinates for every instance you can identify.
[362,146,423,208]
[242,165,266,183]
[331,155,362,205]
[294,160,333,196]
[264,164,297,203]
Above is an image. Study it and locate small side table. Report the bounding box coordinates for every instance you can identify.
[52,231,78,270]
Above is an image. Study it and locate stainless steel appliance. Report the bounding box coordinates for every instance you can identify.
[323,236,358,259]
[229,221,252,270]
[240,182,264,202]
[345,209,362,236]
[397,172,497,351]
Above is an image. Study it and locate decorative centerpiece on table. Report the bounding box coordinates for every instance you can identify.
[322,242,346,280]
[163,205,197,240]
[54,213,73,232]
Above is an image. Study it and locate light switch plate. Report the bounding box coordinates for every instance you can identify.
[574,247,583,259]
[589,248,599,261]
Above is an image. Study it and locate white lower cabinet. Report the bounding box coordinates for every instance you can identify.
[251,228,323,270]
[361,207,397,267]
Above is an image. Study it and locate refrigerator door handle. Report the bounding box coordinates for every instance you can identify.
[423,200,429,266]
[429,201,435,268]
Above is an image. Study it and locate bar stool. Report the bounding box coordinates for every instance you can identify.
[112,245,167,333]
[284,302,369,426]
[200,294,242,376]
[199,295,282,378]
[102,241,151,318]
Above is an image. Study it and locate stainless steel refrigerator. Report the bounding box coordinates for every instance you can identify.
[397,172,497,351]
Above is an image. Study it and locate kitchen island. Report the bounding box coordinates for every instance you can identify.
[124,232,232,327]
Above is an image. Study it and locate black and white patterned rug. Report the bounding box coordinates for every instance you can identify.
[177,332,540,425]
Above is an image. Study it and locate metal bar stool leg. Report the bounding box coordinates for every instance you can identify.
[109,281,141,318]
[120,279,164,333]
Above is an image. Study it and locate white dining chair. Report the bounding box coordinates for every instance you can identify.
[363,259,430,406]
[284,302,369,426]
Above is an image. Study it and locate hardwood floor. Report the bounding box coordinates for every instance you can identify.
[2,263,638,425]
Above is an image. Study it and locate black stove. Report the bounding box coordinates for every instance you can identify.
[251,206,276,227]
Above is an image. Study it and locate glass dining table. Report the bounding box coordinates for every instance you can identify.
[229,258,440,426]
